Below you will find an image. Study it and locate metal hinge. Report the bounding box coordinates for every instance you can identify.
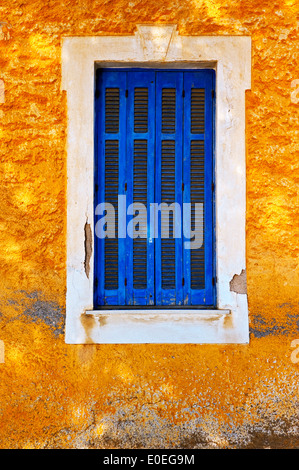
[94,277,98,288]
[124,278,127,286]
[126,90,128,98]
[182,277,185,286]
[182,90,185,98]
[211,89,215,99]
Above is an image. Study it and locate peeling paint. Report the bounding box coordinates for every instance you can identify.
[230,269,247,294]
[84,222,92,279]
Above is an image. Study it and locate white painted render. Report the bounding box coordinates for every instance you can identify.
[61,25,251,344]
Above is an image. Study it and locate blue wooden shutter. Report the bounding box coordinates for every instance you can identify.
[95,70,127,306]
[183,70,215,306]
[155,71,184,305]
[126,71,155,305]
[95,68,215,308]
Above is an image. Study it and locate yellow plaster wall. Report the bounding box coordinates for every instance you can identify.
[0,0,298,448]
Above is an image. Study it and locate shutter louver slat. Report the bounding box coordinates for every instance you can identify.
[191,88,205,134]
[134,88,148,133]
[105,88,120,134]
[162,88,176,134]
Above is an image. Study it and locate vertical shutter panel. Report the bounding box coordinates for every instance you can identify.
[155,72,184,306]
[132,88,149,291]
[189,88,206,291]
[126,71,155,305]
[183,71,215,306]
[94,70,126,306]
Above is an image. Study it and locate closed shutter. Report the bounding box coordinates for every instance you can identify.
[182,71,214,305]
[94,69,215,307]
[95,70,127,306]
[155,72,184,305]
[126,71,155,305]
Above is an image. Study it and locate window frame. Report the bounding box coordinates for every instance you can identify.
[61,26,251,344]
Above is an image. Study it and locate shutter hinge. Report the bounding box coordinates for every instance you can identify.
[95,90,100,99]
[125,182,127,191]
[211,89,215,99]
[182,277,185,286]
[124,278,127,286]
[182,182,184,191]
[182,90,185,98]
[94,277,98,288]
[95,184,99,192]
[212,182,215,192]
[212,277,217,286]
[125,90,128,98]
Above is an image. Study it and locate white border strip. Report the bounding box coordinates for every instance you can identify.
[83,310,231,344]
[61,25,251,344]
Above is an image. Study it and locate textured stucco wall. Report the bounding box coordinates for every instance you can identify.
[0,0,298,449]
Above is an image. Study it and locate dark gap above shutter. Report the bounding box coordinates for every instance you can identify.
[104,140,119,290]
[105,88,120,134]
[191,88,205,134]
[133,139,148,289]
[161,140,176,289]
[190,140,205,290]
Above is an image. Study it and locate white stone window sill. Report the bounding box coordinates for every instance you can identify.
[76,309,240,344]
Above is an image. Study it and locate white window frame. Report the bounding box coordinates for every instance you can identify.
[61,25,251,344]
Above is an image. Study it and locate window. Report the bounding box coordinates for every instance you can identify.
[62,26,251,343]
[94,69,215,308]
